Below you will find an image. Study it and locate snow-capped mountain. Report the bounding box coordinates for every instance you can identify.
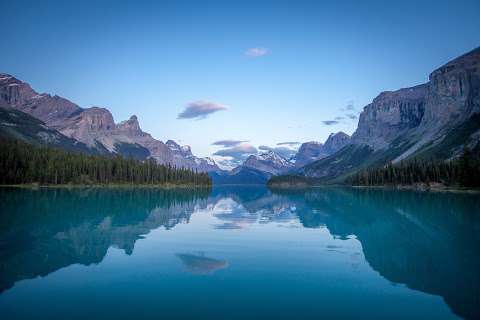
[243,150,293,175]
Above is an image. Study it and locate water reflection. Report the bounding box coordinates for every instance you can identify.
[0,186,479,319]
[0,187,210,293]
[176,253,228,274]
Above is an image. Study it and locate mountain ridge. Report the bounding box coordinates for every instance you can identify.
[301,46,480,183]
[0,73,220,172]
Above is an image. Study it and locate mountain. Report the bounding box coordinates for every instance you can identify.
[165,140,220,172]
[0,106,95,154]
[243,150,293,175]
[209,151,292,185]
[213,135,352,184]
[293,132,351,167]
[303,47,480,182]
[0,73,219,171]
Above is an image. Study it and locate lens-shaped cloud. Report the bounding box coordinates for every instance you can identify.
[212,140,249,147]
[322,120,340,126]
[178,100,228,120]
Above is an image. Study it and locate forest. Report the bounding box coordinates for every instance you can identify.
[0,137,211,186]
[349,148,480,188]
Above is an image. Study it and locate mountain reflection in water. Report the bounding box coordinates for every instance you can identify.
[0,186,479,319]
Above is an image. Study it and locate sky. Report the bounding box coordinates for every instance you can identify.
[1,0,479,168]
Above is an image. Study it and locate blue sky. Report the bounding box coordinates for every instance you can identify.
[1,0,479,167]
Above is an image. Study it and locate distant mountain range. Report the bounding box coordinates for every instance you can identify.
[213,46,480,184]
[211,134,351,184]
[0,74,220,172]
[1,46,479,183]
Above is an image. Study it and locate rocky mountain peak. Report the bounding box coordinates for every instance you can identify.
[323,131,351,154]
[0,73,39,108]
[292,141,327,168]
[166,140,190,156]
[117,114,142,135]
[243,151,292,175]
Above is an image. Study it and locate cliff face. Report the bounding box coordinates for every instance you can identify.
[352,47,480,158]
[424,47,480,127]
[0,74,219,171]
[306,47,480,181]
[351,84,427,150]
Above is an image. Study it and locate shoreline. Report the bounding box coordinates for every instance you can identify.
[268,183,480,194]
[349,184,480,194]
[0,183,212,190]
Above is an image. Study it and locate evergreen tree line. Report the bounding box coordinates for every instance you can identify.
[0,137,211,186]
[349,148,480,188]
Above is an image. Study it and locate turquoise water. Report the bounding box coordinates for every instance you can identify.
[0,186,479,319]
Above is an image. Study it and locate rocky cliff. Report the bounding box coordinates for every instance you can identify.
[304,46,480,182]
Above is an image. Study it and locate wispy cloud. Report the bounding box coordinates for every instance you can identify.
[340,100,356,112]
[213,143,257,159]
[322,120,340,126]
[213,143,258,169]
[336,100,360,122]
[277,141,301,146]
[245,47,269,58]
[212,140,249,147]
[178,100,228,120]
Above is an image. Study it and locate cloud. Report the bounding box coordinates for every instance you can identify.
[245,47,269,58]
[346,113,358,120]
[212,142,258,169]
[178,100,228,120]
[259,145,297,159]
[213,143,257,160]
[277,141,301,146]
[334,116,344,121]
[322,120,340,126]
[345,103,355,111]
[212,140,249,147]
[340,100,356,112]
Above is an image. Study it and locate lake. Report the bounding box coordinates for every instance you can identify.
[0,186,479,319]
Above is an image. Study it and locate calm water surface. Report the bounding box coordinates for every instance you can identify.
[0,186,479,319]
